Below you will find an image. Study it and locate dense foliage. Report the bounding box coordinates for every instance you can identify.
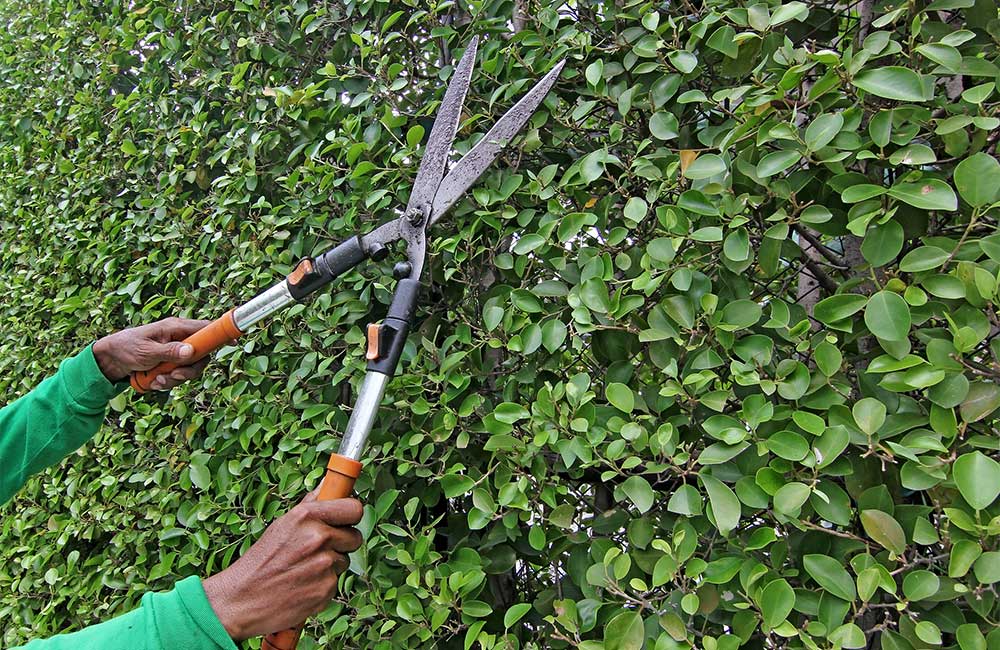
[2,0,1000,649]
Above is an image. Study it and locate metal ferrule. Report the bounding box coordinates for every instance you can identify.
[338,371,390,460]
[233,281,295,331]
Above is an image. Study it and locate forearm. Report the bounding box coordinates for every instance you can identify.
[12,576,238,650]
[0,345,126,505]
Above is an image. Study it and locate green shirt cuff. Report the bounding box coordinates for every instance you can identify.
[174,576,240,650]
[57,344,128,412]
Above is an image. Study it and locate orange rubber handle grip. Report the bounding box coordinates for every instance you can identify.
[130,309,242,393]
[262,453,362,650]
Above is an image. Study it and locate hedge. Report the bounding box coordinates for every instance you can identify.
[1,1,1000,649]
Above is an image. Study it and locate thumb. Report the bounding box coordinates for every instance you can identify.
[147,340,195,364]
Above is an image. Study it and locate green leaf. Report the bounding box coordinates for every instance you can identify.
[902,570,940,601]
[759,579,795,628]
[463,600,493,617]
[442,474,476,498]
[720,299,762,330]
[862,221,904,267]
[121,139,138,155]
[773,482,811,514]
[916,43,962,72]
[701,473,741,535]
[962,82,995,104]
[864,291,911,341]
[949,540,982,577]
[899,246,950,272]
[483,305,504,331]
[860,510,906,555]
[852,397,887,435]
[830,624,867,649]
[803,554,857,601]
[887,180,958,211]
[606,383,635,413]
[648,237,676,263]
[698,441,750,465]
[512,234,546,254]
[618,476,655,513]
[805,112,844,151]
[723,228,750,261]
[770,1,809,25]
[649,111,679,140]
[767,431,809,461]
[915,621,942,645]
[585,60,603,86]
[707,25,738,57]
[974,552,1000,584]
[541,320,567,353]
[504,603,532,628]
[690,226,723,242]
[814,426,850,468]
[603,611,644,650]
[684,154,726,179]
[815,342,843,377]
[923,274,965,299]
[952,451,1000,509]
[189,461,211,490]
[667,50,697,74]
[842,183,887,203]
[857,567,881,601]
[953,153,1000,208]
[406,124,425,149]
[853,66,927,101]
[757,150,801,178]
[667,484,703,515]
[889,143,937,166]
[956,625,987,650]
[814,294,868,324]
[960,382,1000,423]
[624,197,648,222]
[494,402,530,424]
[870,109,892,147]
[580,278,611,313]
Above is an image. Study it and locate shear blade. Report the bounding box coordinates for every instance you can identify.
[363,48,563,256]
[430,59,565,226]
[404,36,480,218]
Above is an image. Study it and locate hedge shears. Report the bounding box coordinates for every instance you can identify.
[129,37,563,650]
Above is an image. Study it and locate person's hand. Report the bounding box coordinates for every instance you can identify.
[92,317,211,389]
[201,493,364,641]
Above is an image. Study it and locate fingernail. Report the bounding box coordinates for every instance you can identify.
[179,344,194,357]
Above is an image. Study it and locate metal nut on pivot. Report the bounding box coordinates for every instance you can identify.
[406,205,428,227]
[393,262,412,279]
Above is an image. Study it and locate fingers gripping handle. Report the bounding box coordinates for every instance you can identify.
[130,310,242,393]
[262,454,362,650]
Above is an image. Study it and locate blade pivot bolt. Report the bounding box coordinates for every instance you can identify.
[406,206,428,227]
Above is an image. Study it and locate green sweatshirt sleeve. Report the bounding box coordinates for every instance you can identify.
[1,347,238,650]
[14,576,238,650]
[0,344,126,506]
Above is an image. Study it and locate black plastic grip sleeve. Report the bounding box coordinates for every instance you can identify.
[319,236,367,279]
[287,236,367,300]
[367,279,420,375]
